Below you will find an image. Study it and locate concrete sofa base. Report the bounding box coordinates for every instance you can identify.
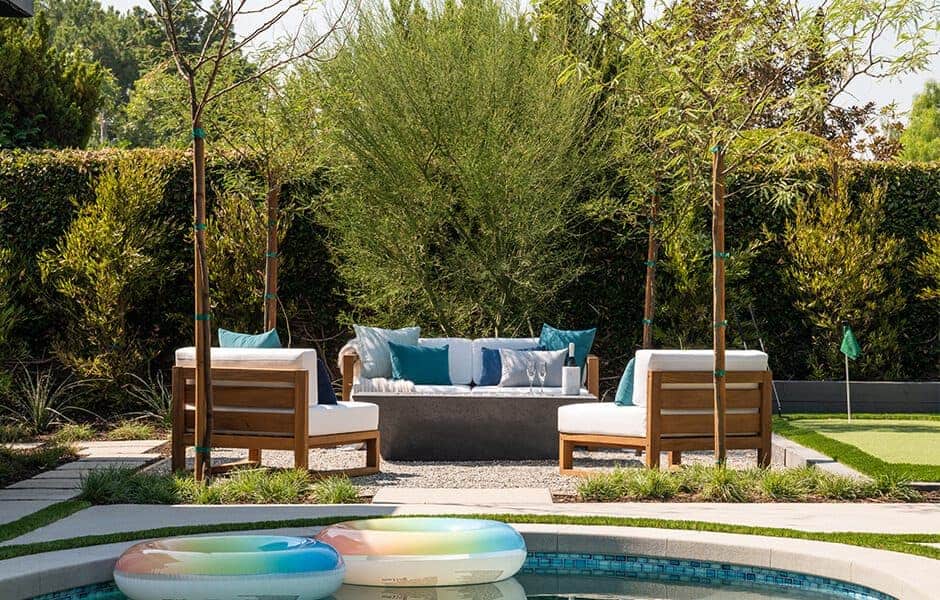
[4,523,938,600]
[355,393,597,460]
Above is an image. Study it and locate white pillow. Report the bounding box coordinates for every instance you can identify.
[498,348,566,387]
[353,325,420,378]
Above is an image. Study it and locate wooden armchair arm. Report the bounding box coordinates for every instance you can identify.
[586,354,600,399]
[341,351,359,402]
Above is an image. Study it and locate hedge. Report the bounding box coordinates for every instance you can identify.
[0,150,936,414]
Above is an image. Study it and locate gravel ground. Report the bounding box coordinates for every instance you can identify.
[177,446,760,496]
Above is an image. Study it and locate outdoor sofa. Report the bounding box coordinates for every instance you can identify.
[341,337,600,460]
[558,349,772,472]
[172,347,380,476]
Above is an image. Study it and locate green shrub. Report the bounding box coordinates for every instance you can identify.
[0,423,30,443]
[107,421,157,441]
[576,469,628,502]
[79,467,178,505]
[866,472,921,502]
[310,475,359,504]
[123,371,173,428]
[0,443,78,487]
[759,468,810,501]
[38,157,181,384]
[51,423,96,443]
[811,471,868,500]
[2,365,93,434]
[623,468,679,500]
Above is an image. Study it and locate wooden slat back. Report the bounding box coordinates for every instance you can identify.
[650,370,771,438]
[174,367,306,437]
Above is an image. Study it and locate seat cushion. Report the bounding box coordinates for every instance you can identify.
[632,349,769,406]
[308,401,379,436]
[471,337,540,384]
[412,384,473,395]
[417,338,472,384]
[471,385,593,397]
[175,347,318,406]
[558,403,647,437]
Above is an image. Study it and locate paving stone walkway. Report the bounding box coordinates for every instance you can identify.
[0,440,166,525]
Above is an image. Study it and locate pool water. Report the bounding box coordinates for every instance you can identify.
[33,551,893,600]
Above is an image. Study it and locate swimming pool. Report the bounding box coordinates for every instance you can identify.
[30,551,893,600]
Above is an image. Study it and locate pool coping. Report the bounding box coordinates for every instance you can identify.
[2,523,938,600]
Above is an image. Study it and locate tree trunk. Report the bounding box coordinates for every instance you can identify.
[192,120,213,481]
[711,144,727,465]
[642,188,660,349]
[263,179,281,332]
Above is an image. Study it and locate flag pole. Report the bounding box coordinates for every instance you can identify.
[844,352,851,422]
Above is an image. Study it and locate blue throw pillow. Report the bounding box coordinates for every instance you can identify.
[479,346,542,386]
[316,357,338,405]
[388,341,451,385]
[538,324,596,370]
[218,328,281,348]
[614,357,636,406]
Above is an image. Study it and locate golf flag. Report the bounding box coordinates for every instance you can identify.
[841,326,861,360]
[840,325,860,421]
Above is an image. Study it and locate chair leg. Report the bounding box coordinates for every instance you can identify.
[365,433,380,473]
[757,445,771,468]
[559,435,575,473]
[294,439,309,471]
[645,443,661,469]
[171,438,185,472]
[669,451,682,466]
[248,449,262,464]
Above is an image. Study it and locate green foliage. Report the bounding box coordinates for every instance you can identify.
[80,467,317,505]
[783,182,906,379]
[123,371,173,428]
[321,0,612,336]
[107,421,157,441]
[38,157,183,383]
[0,13,105,149]
[310,475,360,504]
[51,423,96,443]
[914,220,940,301]
[2,365,93,434]
[900,81,940,162]
[0,423,30,444]
[0,443,78,487]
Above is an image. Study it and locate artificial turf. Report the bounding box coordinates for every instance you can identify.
[0,512,938,563]
[774,414,940,482]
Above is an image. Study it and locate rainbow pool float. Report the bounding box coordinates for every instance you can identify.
[315,517,527,586]
[113,535,345,600]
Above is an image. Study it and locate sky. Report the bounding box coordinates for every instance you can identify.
[101,0,938,119]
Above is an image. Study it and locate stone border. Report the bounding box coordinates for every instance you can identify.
[2,523,938,600]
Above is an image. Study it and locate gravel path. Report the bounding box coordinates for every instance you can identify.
[177,446,759,496]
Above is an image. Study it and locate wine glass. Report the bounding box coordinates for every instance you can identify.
[537,360,547,394]
[526,360,536,395]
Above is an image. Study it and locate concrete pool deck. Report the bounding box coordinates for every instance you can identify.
[2,521,938,600]
[4,500,939,546]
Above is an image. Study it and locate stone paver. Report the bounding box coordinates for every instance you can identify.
[5,479,81,490]
[0,488,81,501]
[372,487,553,504]
[0,501,55,526]
[5,501,938,546]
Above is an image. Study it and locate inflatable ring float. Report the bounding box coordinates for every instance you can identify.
[315,517,526,586]
[114,535,344,600]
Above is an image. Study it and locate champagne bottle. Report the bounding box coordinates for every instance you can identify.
[565,342,577,367]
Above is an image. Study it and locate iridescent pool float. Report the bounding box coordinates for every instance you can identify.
[113,534,344,600]
[315,517,527,586]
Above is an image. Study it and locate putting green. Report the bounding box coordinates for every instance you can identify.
[796,419,940,466]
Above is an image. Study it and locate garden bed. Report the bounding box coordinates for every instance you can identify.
[774,414,940,483]
[0,444,79,488]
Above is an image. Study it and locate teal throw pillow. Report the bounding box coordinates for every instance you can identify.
[614,357,636,406]
[388,341,451,385]
[218,328,281,348]
[538,324,596,369]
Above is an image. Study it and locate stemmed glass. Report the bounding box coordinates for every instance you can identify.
[537,360,547,394]
[526,360,536,395]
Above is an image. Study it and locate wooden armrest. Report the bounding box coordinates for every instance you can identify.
[586,354,600,399]
[341,351,359,402]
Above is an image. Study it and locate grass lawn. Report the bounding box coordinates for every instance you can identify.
[775,414,940,482]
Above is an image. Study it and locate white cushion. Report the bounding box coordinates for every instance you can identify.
[472,385,594,397]
[558,403,647,437]
[632,349,768,406]
[413,384,473,395]
[471,337,540,384]
[175,347,318,405]
[417,338,473,384]
[308,401,379,436]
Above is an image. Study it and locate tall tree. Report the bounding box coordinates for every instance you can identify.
[0,13,105,149]
[151,0,351,480]
[900,81,940,161]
